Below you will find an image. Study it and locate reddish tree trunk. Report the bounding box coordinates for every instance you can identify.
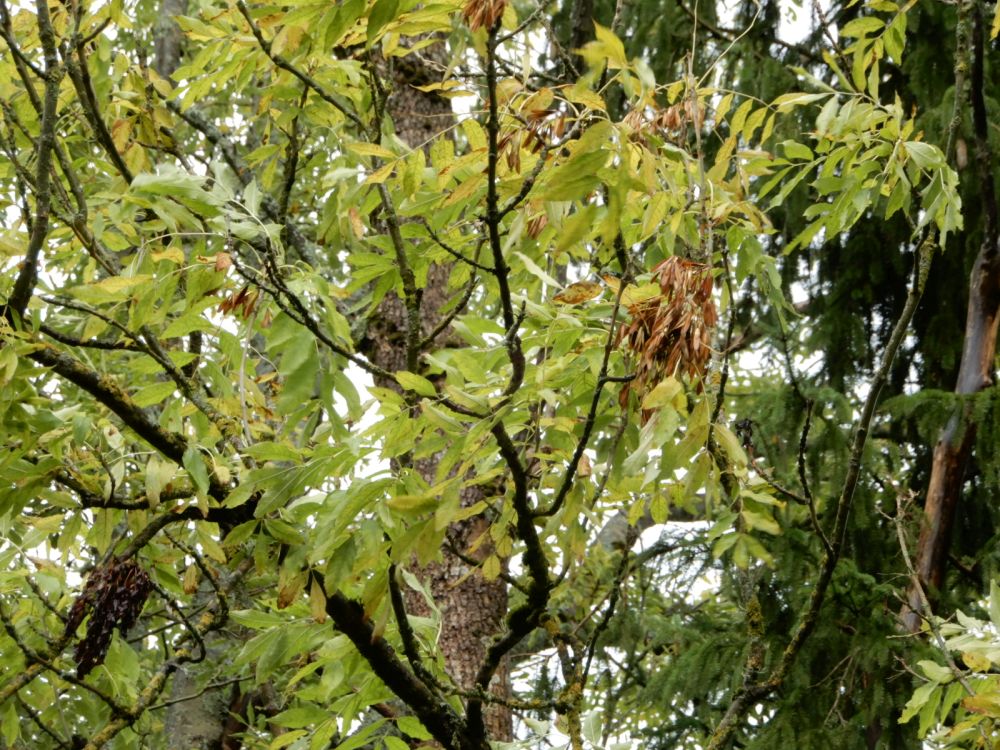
[902,5,1000,633]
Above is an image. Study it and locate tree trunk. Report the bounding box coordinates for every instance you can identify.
[901,242,1000,632]
[364,47,513,742]
[902,6,1000,633]
[153,0,187,80]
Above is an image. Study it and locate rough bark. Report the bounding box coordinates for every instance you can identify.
[153,0,187,80]
[365,45,513,742]
[163,656,230,749]
[902,5,1000,633]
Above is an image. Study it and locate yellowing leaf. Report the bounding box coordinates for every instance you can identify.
[961,651,992,673]
[395,371,437,397]
[310,577,327,623]
[365,161,395,184]
[641,376,683,410]
[840,16,885,38]
[715,425,748,469]
[742,509,781,535]
[620,282,661,307]
[962,691,1000,717]
[771,92,830,113]
[91,274,153,294]
[566,84,605,111]
[482,554,501,580]
[347,142,396,159]
[152,247,185,264]
[552,280,602,305]
[387,493,438,513]
[348,206,365,239]
[461,119,487,151]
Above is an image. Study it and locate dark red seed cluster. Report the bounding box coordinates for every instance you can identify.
[64,558,153,678]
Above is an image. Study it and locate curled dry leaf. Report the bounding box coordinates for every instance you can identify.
[214,252,233,271]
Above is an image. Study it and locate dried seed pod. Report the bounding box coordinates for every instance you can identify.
[64,558,153,678]
[617,257,717,418]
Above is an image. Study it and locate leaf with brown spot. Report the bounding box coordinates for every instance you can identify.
[552,280,603,305]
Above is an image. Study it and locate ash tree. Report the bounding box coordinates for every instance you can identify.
[0,0,993,749]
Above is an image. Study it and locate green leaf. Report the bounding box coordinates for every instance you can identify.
[1,702,18,746]
[640,376,683,410]
[904,141,942,170]
[741,509,780,535]
[989,580,1000,633]
[132,380,178,407]
[714,425,748,470]
[917,660,953,684]
[145,454,175,508]
[395,371,437,397]
[272,705,329,728]
[130,166,222,215]
[781,140,814,161]
[397,716,432,740]
[536,148,608,201]
[183,445,210,497]
[366,0,399,44]
[771,92,830,113]
[899,680,938,724]
[841,16,885,38]
[592,23,627,68]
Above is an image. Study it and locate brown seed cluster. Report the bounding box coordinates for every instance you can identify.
[618,256,717,409]
[64,558,153,678]
[461,0,507,31]
[623,100,704,146]
[496,111,565,174]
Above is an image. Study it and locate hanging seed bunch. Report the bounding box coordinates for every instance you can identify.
[618,256,717,407]
[623,100,705,147]
[64,557,152,677]
[462,0,506,31]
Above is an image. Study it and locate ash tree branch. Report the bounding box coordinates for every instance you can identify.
[797,400,832,555]
[420,219,494,273]
[234,0,365,132]
[419,271,480,351]
[536,274,628,518]
[27,345,229,501]
[277,86,308,222]
[388,564,441,693]
[164,100,319,267]
[60,38,134,183]
[321,580,487,750]
[480,22,525,402]
[358,57,423,372]
[38,325,144,352]
[376,177,424,370]
[467,421,551,742]
[2,0,62,326]
[230,245,395,383]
